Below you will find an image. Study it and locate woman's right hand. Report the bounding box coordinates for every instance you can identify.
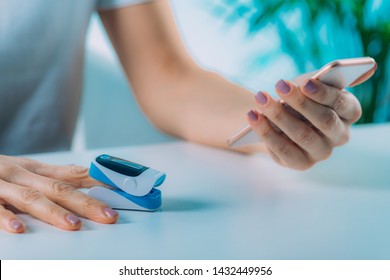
[0,155,118,234]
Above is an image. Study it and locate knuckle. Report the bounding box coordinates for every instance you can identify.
[49,181,74,199]
[320,109,339,131]
[83,197,101,212]
[80,196,104,217]
[332,94,347,113]
[274,143,290,158]
[269,120,282,133]
[69,166,89,178]
[269,106,283,123]
[295,95,307,110]
[21,188,42,205]
[314,90,327,103]
[296,126,315,145]
[17,158,40,171]
[47,203,62,217]
[260,123,273,139]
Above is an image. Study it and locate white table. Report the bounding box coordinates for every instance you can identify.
[1,124,389,260]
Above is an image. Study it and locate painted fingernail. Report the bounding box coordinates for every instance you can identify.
[247,110,259,122]
[255,91,268,105]
[275,79,291,95]
[66,214,81,225]
[304,79,318,93]
[104,208,118,219]
[10,220,23,231]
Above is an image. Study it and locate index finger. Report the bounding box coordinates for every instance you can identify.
[300,79,362,123]
[15,158,106,189]
[35,163,103,189]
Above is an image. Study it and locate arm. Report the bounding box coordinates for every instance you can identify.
[99,0,362,170]
[98,1,259,151]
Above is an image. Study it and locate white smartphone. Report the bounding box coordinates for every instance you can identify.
[227,57,377,148]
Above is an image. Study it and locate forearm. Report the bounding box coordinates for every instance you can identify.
[99,1,262,152]
[134,65,263,152]
[99,1,362,170]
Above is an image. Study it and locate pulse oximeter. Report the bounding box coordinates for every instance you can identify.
[87,154,166,211]
[89,154,166,196]
[88,186,162,211]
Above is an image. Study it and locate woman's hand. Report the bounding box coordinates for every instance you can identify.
[247,78,362,170]
[0,155,118,233]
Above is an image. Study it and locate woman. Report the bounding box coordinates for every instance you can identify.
[0,0,369,233]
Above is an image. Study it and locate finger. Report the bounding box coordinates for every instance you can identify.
[13,158,105,189]
[35,163,104,189]
[8,169,118,224]
[247,110,314,170]
[280,100,307,121]
[300,79,362,123]
[0,203,25,234]
[253,91,332,161]
[274,80,349,146]
[0,180,82,231]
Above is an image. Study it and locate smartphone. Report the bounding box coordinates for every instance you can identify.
[227,57,377,147]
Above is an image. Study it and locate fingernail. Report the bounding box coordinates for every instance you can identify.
[104,208,118,219]
[10,220,23,231]
[255,91,268,105]
[275,79,291,95]
[66,214,81,225]
[304,79,319,93]
[247,110,259,122]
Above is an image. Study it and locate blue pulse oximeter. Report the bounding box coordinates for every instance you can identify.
[87,154,166,211]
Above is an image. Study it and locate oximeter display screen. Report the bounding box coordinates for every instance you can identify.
[96,154,148,177]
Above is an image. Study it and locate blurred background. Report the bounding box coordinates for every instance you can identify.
[75,0,390,151]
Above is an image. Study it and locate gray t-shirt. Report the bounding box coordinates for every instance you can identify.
[0,0,149,155]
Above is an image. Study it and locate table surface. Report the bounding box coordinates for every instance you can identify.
[1,124,389,260]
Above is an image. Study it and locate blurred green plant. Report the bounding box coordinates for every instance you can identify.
[213,0,390,123]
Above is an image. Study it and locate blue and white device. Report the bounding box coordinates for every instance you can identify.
[87,154,166,211]
[88,186,162,211]
[89,154,166,196]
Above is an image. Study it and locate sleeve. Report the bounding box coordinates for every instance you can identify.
[96,0,154,10]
